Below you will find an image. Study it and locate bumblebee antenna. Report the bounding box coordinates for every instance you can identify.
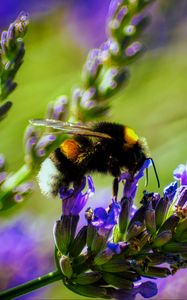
[148,158,160,188]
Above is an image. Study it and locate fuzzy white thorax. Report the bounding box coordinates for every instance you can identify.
[37,158,63,197]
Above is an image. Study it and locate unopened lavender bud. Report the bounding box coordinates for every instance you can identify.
[3,78,17,95]
[72,87,83,103]
[59,255,73,279]
[13,181,34,201]
[74,271,102,285]
[53,217,71,255]
[123,24,136,36]
[128,205,146,229]
[6,23,16,52]
[94,247,114,265]
[98,67,128,98]
[155,197,170,229]
[138,229,151,249]
[158,214,180,233]
[119,197,132,235]
[47,95,68,121]
[82,49,102,85]
[80,87,96,109]
[177,187,187,208]
[163,242,187,253]
[0,101,12,119]
[69,226,87,257]
[91,233,106,254]
[126,221,145,241]
[14,193,23,202]
[174,230,187,243]
[35,134,56,157]
[153,230,172,248]
[1,31,8,54]
[125,41,144,62]
[132,14,150,34]
[102,39,120,59]
[102,272,133,289]
[66,282,108,299]
[174,218,187,242]
[141,266,171,278]
[147,252,167,265]
[99,257,132,273]
[14,11,29,38]
[0,171,7,184]
[0,154,5,170]
[108,6,128,34]
[145,208,156,234]
[108,0,124,22]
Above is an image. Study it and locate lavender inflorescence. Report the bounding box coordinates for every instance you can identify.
[71,0,156,122]
[0,12,29,118]
[53,162,187,299]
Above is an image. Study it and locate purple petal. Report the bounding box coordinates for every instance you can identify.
[108,0,124,21]
[164,181,178,201]
[138,281,158,298]
[173,163,187,186]
[107,242,121,254]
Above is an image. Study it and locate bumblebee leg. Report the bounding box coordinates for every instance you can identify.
[113,177,119,200]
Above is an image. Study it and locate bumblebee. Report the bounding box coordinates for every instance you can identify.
[31,119,159,198]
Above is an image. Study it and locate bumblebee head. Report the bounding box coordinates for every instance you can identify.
[123,127,160,187]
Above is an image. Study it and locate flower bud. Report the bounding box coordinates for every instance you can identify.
[145,208,156,234]
[174,218,187,242]
[141,266,171,278]
[98,256,132,273]
[69,226,87,257]
[94,248,114,266]
[162,242,187,253]
[126,221,145,241]
[74,271,102,285]
[155,197,170,229]
[86,224,97,249]
[47,95,68,121]
[53,216,76,255]
[98,67,129,98]
[158,214,180,234]
[124,42,144,63]
[66,282,108,298]
[152,230,172,248]
[59,255,73,279]
[102,272,133,289]
[82,49,102,86]
[91,233,106,254]
[119,197,132,235]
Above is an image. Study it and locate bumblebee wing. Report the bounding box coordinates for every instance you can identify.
[30,119,112,139]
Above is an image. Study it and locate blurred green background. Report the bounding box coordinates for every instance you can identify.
[0,0,187,299]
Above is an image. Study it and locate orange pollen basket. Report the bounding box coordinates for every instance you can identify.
[60,139,80,160]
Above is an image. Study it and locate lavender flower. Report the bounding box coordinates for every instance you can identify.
[60,176,95,216]
[52,161,187,299]
[0,12,29,102]
[173,162,187,186]
[72,0,156,122]
[92,201,121,234]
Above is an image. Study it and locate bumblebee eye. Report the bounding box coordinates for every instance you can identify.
[124,127,138,145]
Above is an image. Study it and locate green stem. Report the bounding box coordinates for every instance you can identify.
[0,270,62,300]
